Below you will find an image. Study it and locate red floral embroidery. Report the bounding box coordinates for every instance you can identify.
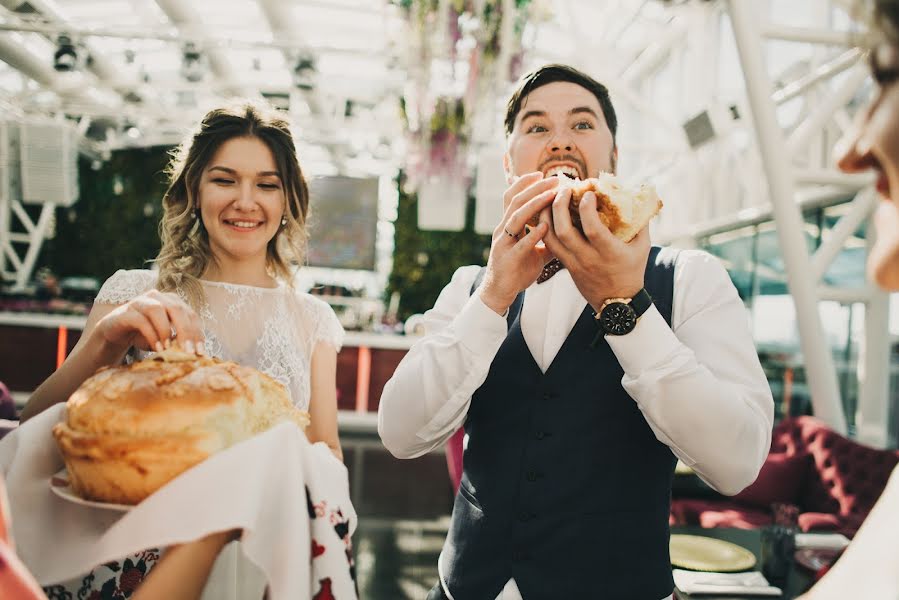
[118,565,144,596]
[45,549,159,600]
[312,539,326,558]
[312,577,335,600]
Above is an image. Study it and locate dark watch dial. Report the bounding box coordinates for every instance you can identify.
[599,302,637,335]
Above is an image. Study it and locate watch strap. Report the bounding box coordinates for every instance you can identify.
[630,288,653,318]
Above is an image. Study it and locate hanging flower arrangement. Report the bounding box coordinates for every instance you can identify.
[394,0,538,192]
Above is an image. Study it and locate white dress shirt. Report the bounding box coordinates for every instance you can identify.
[378,249,775,600]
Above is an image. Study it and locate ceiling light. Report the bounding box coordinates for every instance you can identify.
[181,42,204,83]
[292,54,316,91]
[53,34,78,72]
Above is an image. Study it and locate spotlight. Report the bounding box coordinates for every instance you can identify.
[53,34,78,72]
[125,124,141,139]
[181,42,204,83]
[292,54,316,91]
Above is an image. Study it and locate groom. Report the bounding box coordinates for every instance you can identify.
[378,64,774,600]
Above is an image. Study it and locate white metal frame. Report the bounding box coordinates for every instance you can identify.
[0,198,56,289]
[726,0,848,434]
[590,0,885,442]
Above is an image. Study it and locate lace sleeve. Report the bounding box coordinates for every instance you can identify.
[309,296,345,352]
[95,269,157,305]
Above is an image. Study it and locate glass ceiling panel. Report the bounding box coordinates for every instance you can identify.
[193,0,273,45]
[0,0,870,188]
[59,0,169,28]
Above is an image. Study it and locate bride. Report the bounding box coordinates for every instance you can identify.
[21,100,345,598]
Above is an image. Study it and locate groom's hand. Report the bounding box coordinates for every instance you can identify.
[480,173,556,315]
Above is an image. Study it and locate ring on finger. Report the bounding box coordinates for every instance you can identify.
[503,227,520,239]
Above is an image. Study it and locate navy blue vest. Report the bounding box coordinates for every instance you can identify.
[441,246,679,600]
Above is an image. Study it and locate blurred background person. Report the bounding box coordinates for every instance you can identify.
[797,1,899,597]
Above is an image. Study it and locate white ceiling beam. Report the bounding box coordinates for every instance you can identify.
[762,23,852,46]
[257,0,347,172]
[772,48,862,106]
[794,168,875,188]
[811,187,876,283]
[0,20,385,56]
[621,19,688,84]
[0,0,159,122]
[152,0,255,98]
[786,64,869,156]
[607,0,650,45]
[0,32,121,115]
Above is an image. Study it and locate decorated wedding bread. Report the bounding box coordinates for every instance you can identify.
[52,345,310,505]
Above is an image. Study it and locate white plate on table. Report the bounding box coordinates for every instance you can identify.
[49,469,132,512]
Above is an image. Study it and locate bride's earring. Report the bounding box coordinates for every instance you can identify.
[281,216,287,227]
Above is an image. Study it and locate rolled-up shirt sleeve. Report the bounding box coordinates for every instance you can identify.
[606,251,774,496]
[378,266,509,459]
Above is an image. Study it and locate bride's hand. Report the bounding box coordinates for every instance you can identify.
[92,289,205,355]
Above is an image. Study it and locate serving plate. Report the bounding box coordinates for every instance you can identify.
[50,468,132,512]
[670,534,757,572]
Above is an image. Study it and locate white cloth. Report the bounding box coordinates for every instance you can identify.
[800,465,899,600]
[0,404,358,600]
[493,579,673,600]
[379,249,773,600]
[96,270,345,411]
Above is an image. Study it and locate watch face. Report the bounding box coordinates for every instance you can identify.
[600,302,637,335]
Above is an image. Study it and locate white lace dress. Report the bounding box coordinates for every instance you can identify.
[43,269,346,600]
[92,269,344,410]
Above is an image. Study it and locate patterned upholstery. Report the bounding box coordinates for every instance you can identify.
[0,381,16,440]
[446,428,464,495]
[670,417,899,537]
[772,417,898,531]
[0,381,14,420]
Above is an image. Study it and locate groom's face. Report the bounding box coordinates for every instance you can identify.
[504,81,617,183]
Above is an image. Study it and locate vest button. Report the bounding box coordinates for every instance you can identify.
[535,430,546,440]
[542,393,551,400]
[526,470,537,482]
[519,511,532,522]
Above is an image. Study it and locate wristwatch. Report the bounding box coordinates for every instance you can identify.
[594,288,653,336]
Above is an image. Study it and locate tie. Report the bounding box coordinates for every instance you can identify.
[537,258,565,284]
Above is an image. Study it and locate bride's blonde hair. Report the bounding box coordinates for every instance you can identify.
[155,101,310,308]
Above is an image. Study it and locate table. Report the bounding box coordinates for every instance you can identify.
[671,527,816,600]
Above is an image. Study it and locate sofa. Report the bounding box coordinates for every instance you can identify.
[0,381,16,440]
[446,428,464,495]
[670,416,899,537]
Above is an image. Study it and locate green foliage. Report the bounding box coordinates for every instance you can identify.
[386,173,492,322]
[40,147,171,282]
[37,154,490,322]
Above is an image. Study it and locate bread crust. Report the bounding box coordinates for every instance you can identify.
[52,352,309,505]
[527,173,662,241]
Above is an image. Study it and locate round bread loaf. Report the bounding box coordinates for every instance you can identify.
[52,348,309,505]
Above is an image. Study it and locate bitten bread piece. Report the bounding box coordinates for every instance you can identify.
[529,172,662,241]
[53,347,309,505]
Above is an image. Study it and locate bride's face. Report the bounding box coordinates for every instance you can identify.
[197,136,286,266]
